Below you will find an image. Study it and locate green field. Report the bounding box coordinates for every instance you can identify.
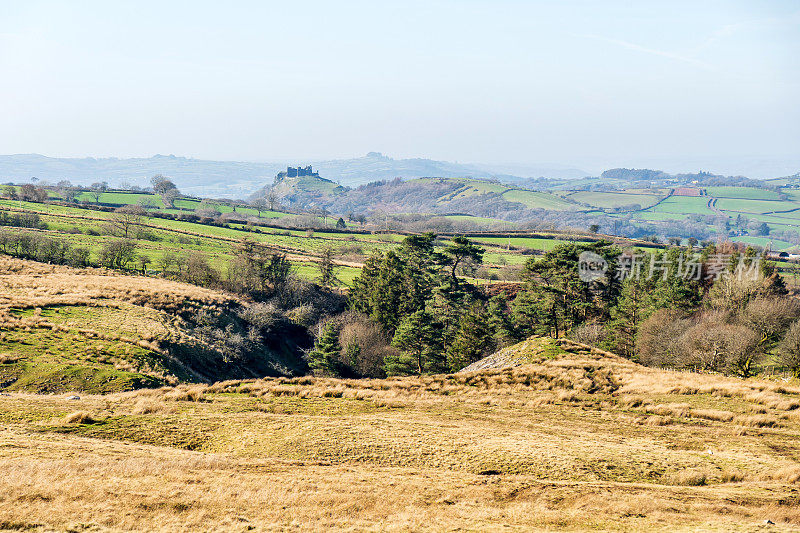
[706,186,782,200]
[729,236,798,251]
[644,196,713,215]
[0,198,539,284]
[439,214,511,226]
[411,178,576,211]
[471,236,570,251]
[568,191,662,209]
[715,198,798,214]
[449,179,510,196]
[501,189,575,210]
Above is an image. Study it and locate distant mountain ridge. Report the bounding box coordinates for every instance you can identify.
[0,152,589,199]
[0,154,282,199]
[309,152,590,185]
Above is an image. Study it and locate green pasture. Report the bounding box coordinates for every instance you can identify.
[714,198,799,214]
[500,190,574,210]
[645,196,713,215]
[568,191,661,209]
[706,186,782,201]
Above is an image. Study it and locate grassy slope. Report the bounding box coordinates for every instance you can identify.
[0,257,307,393]
[411,177,576,211]
[0,198,547,283]
[500,188,575,210]
[645,196,714,215]
[568,190,662,209]
[716,198,800,214]
[706,186,782,200]
[3,338,800,530]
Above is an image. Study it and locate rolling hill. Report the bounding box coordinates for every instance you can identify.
[4,331,800,529]
[0,256,311,392]
[0,153,590,199]
[255,175,579,218]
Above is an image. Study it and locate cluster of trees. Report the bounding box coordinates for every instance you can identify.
[308,233,494,377]
[2,184,50,203]
[0,228,91,267]
[0,211,46,229]
[632,267,796,377]
[307,236,800,379]
[551,241,796,377]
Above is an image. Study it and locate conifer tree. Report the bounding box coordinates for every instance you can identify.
[308,322,342,375]
[446,307,494,371]
[443,236,484,280]
[487,293,518,345]
[317,247,340,288]
[387,310,445,375]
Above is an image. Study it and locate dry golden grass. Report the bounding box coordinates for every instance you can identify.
[5,308,800,529]
[2,427,800,532]
[63,411,96,424]
[0,256,237,317]
[0,352,19,364]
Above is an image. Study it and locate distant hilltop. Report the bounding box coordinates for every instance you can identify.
[0,153,590,198]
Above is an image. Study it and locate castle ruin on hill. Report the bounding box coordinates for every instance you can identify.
[280,165,319,179]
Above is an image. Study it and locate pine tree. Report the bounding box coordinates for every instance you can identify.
[487,293,517,345]
[516,242,621,337]
[443,236,484,280]
[387,310,445,375]
[446,307,494,371]
[317,247,340,287]
[307,322,342,375]
[608,278,646,359]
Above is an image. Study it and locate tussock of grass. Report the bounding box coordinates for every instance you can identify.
[766,465,800,483]
[721,469,746,483]
[645,403,690,418]
[665,469,708,486]
[129,398,175,415]
[689,408,735,422]
[63,411,96,424]
[0,353,19,364]
[733,414,780,428]
[164,386,207,402]
[641,415,673,426]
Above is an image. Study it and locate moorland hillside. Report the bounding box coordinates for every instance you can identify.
[4,337,800,529]
[0,256,311,392]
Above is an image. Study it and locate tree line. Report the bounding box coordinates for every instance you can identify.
[3,209,799,379]
[309,236,800,379]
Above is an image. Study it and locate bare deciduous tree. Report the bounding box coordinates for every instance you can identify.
[109,205,145,238]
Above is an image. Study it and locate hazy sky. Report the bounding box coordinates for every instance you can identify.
[1,0,798,172]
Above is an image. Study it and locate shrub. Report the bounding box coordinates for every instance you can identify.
[568,322,608,347]
[636,310,691,368]
[238,302,282,333]
[740,297,798,346]
[676,315,760,376]
[778,320,800,376]
[98,239,137,269]
[338,312,394,378]
[67,247,91,268]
